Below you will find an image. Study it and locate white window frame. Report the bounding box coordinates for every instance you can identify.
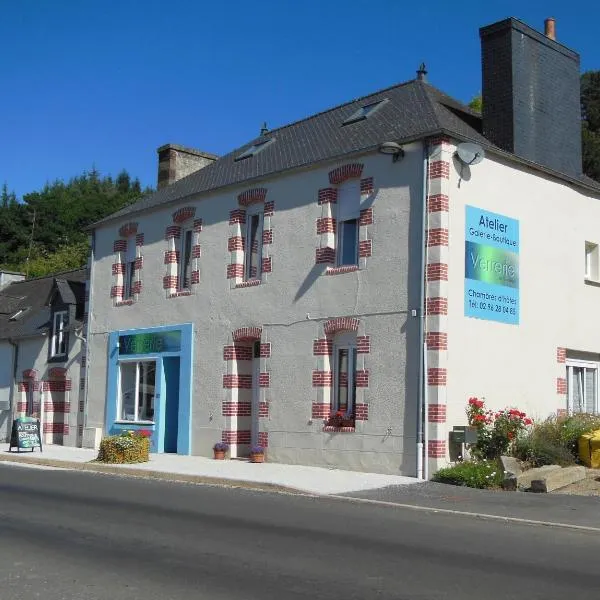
[332,342,357,416]
[566,359,599,414]
[117,359,156,423]
[51,310,68,358]
[179,227,194,290]
[585,242,598,281]
[244,206,263,281]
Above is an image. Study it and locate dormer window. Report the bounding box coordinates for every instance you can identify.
[342,99,388,125]
[235,138,275,161]
[51,311,68,358]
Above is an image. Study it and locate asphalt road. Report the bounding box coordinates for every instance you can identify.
[0,464,599,600]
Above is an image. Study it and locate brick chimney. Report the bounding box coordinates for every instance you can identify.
[479,17,581,178]
[157,144,218,189]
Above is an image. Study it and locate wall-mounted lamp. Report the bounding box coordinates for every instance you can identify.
[378,141,405,162]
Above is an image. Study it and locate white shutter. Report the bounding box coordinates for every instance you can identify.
[337,180,360,221]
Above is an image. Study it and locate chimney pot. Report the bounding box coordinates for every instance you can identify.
[544,17,556,40]
[416,63,427,82]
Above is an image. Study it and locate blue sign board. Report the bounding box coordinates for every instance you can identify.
[464,206,520,325]
[119,330,181,355]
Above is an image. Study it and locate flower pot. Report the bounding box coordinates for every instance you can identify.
[250,453,265,463]
[213,450,226,460]
[340,419,355,428]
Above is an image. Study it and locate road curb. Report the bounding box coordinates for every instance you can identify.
[0,453,300,495]
[328,494,600,533]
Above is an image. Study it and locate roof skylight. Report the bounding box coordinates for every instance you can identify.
[342,98,389,125]
[234,138,275,161]
[9,307,30,321]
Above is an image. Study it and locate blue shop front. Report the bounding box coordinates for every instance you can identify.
[106,323,194,454]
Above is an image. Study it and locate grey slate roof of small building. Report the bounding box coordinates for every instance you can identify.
[93,77,600,228]
[0,269,86,340]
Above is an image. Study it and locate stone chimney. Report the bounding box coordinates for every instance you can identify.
[479,17,581,178]
[157,144,218,189]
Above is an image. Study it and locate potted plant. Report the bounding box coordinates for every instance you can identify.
[249,445,265,463]
[213,442,229,460]
[326,410,345,428]
[340,414,355,428]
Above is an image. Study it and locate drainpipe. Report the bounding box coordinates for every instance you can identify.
[416,141,430,480]
[82,231,95,437]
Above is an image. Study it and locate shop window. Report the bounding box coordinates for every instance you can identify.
[244,208,263,280]
[567,360,598,414]
[336,180,360,266]
[180,228,193,290]
[51,311,68,358]
[333,339,357,418]
[585,242,599,281]
[119,360,156,422]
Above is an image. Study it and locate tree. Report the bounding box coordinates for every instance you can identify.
[468,94,482,113]
[581,71,600,182]
[0,169,151,277]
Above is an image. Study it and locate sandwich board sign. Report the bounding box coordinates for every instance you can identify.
[9,417,43,452]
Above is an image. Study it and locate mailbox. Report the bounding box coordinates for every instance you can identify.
[451,425,478,444]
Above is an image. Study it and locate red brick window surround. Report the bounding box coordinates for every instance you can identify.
[222,326,271,457]
[111,222,143,306]
[40,367,71,439]
[163,207,202,298]
[313,318,370,433]
[316,163,374,275]
[228,188,274,288]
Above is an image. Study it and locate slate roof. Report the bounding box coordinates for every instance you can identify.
[0,269,86,340]
[93,77,600,228]
[93,79,490,226]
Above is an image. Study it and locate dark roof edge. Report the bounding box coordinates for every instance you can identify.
[16,267,87,283]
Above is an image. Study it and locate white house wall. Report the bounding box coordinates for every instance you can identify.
[87,144,425,475]
[0,342,14,440]
[446,151,600,430]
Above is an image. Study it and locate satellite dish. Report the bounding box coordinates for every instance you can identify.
[456,142,485,166]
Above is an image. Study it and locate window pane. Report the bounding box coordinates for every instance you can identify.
[585,368,596,413]
[337,349,349,412]
[181,230,193,288]
[120,362,137,420]
[339,219,358,266]
[125,262,135,299]
[138,361,156,421]
[245,214,262,280]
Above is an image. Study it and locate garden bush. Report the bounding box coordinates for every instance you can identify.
[433,460,503,489]
[513,413,600,466]
[97,430,151,464]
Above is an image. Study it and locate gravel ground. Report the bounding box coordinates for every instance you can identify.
[552,468,600,496]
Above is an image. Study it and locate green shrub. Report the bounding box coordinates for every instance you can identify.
[433,460,503,489]
[513,435,575,467]
[512,413,600,466]
[97,430,151,464]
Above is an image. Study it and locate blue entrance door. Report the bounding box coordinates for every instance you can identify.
[163,357,180,453]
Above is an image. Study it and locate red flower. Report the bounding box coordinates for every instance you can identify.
[524,418,533,426]
[473,414,486,423]
[139,429,152,438]
[507,431,514,440]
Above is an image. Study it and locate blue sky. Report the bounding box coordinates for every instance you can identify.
[1,1,598,199]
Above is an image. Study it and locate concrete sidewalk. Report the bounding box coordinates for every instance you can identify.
[0,444,418,496]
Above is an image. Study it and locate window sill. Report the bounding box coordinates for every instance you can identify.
[236,279,261,288]
[326,265,359,276]
[48,355,68,363]
[114,420,155,426]
[584,278,600,287]
[323,425,355,433]
[115,299,135,306]
[168,289,192,298]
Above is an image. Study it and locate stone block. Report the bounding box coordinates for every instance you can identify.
[517,465,561,490]
[530,466,587,493]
